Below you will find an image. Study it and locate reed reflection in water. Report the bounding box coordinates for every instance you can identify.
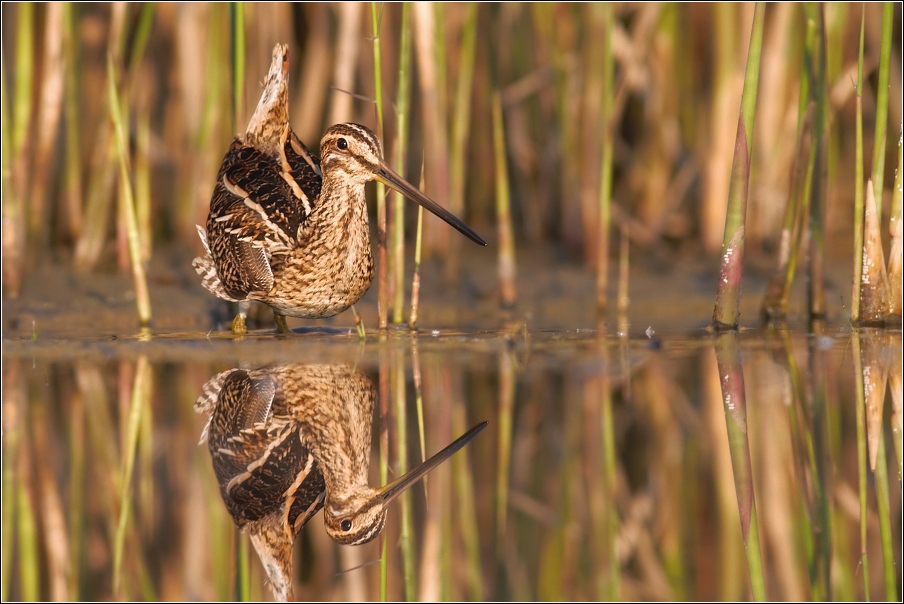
[1,329,901,601]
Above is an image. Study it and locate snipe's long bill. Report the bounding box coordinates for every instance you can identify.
[193,43,485,333]
[375,421,488,504]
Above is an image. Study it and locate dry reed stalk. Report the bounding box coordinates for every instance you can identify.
[31,397,72,600]
[888,125,902,316]
[748,3,796,246]
[702,3,743,254]
[294,5,331,143]
[492,92,517,308]
[760,107,812,320]
[860,179,891,323]
[617,226,629,319]
[445,3,478,282]
[413,2,451,255]
[330,3,363,126]
[108,55,152,326]
[596,3,615,314]
[27,3,65,254]
[74,4,128,272]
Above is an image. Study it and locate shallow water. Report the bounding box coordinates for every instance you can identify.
[2,321,901,601]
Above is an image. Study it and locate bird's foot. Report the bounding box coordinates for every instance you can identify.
[274,313,290,334]
[351,305,366,341]
[232,313,248,335]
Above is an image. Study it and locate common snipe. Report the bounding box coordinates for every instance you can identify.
[193,44,486,333]
[195,363,486,601]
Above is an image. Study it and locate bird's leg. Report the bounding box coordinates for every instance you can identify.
[274,312,290,334]
[232,301,250,335]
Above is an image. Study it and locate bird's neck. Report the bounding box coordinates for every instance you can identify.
[306,175,370,249]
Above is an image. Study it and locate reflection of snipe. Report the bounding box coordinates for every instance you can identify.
[195,363,486,601]
[192,44,486,333]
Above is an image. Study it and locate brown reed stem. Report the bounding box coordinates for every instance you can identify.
[493,92,517,308]
[596,3,615,314]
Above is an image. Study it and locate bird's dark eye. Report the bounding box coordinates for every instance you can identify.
[341,519,352,532]
[337,138,348,150]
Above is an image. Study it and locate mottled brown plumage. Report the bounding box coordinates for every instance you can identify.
[193,44,485,332]
[195,363,487,601]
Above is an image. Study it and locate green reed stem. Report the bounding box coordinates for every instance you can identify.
[409,162,426,330]
[127,3,154,74]
[12,3,33,159]
[806,3,828,318]
[1,367,20,602]
[596,2,614,314]
[851,333,871,600]
[715,333,766,601]
[495,350,514,542]
[391,3,412,324]
[236,533,250,601]
[371,2,388,330]
[492,92,517,308]
[135,103,152,262]
[451,400,483,600]
[712,3,764,330]
[411,341,426,463]
[17,456,39,601]
[852,8,866,323]
[445,3,478,282]
[107,56,152,326]
[873,430,897,601]
[870,3,893,216]
[112,356,150,597]
[230,2,246,132]
[409,206,424,330]
[393,352,416,600]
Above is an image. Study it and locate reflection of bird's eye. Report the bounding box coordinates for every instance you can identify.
[341,519,352,531]
[337,138,348,150]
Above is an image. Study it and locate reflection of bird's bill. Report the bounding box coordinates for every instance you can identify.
[377,421,489,504]
[374,163,487,247]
